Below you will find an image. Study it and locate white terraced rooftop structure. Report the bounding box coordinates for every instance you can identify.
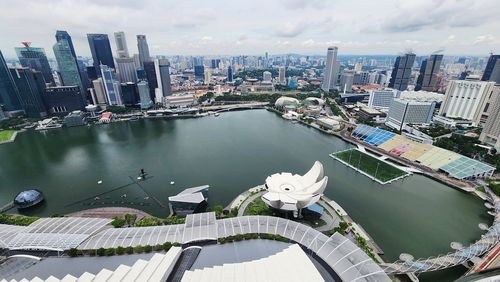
[0,248,182,282]
[181,244,324,282]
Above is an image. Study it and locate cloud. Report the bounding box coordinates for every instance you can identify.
[274,21,308,38]
[378,0,500,33]
[473,34,496,45]
[281,0,331,10]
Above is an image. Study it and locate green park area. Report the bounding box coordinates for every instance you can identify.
[333,149,407,183]
[0,130,15,143]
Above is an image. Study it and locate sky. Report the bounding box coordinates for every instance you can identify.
[0,0,499,58]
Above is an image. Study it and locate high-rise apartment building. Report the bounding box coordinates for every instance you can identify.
[388,53,416,91]
[439,79,496,125]
[227,66,233,82]
[368,89,400,110]
[278,66,286,84]
[415,54,443,91]
[15,43,53,84]
[321,46,340,91]
[386,98,436,130]
[114,31,129,58]
[137,35,151,68]
[87,34,114,73]
[204,68,212,85]
[481,54,500,84]
[479,85,500,150]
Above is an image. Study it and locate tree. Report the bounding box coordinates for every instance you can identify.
[124,214,137,227]
[111,217,126,228]
[134,245,144,253]
[96,248,106,256]
[214,205,224,218]
[116,246,125,255]
[67,248,78,257]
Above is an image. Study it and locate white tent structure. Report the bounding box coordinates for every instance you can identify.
[262,161,328,215]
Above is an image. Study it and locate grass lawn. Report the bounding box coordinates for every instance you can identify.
[334,149,407,182]
[244,198,274,216]
[0,130,15,142]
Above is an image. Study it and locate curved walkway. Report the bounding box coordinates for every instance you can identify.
[381,187,500,274]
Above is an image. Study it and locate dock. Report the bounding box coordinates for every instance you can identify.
[0,201,14,213]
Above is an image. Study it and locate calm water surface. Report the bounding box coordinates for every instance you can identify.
[0,110,490,280]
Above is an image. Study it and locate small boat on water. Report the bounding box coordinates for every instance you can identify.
[130,116,140,121]
[170,181,175,185]
[214,113,220,117]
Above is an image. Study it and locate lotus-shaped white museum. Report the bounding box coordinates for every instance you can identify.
[262,161,328,214]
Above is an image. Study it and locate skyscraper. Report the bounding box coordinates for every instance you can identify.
[386,99,436,131]
[143,60,157,101]
[91,78,107,105]
[415,54,443,91]
[0,50,23,115]
[194,65,204,79]
[481,54,500,84]
[87,34,114,73]
[340,70,354,93]
[115,57,138,83]
[53,39,83,92]
[137,35,151,68]
[100,65,122,106]
[55,31,77,58]
[227,66,233,82]
[479,85,500,150]
[204,68,211,85]
[137,81,152,109]
[15,43,54,84]
[278,66,286,84]
[388,53,416,91]
[10,68,47,117]
[114,31,129,58]
[439,79,495,126]
[154,59,172,101]
[321,46,340,91]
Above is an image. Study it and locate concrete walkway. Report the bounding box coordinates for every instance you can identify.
[237,191,266,217]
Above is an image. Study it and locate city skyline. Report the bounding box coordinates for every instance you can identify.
[0,0,499,58]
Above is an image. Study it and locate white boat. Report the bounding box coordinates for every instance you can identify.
[214,113,220,117]
[170,181,175,185]
[130,116,140,121]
